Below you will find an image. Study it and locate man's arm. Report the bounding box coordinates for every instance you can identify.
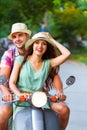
[0,66,11,91]
[0,50,13,101]
[0,67,12,101]
[0,49,13,91]
[53,74,66,101]
[0,75,7,85]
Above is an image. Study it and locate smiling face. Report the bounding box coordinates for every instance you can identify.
[33,39,47,56]
[12,32,29,49]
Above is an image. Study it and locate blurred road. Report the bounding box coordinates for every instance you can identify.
[0,60,87,130]
[58,60,87,130]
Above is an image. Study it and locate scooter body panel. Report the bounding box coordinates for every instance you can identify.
[32,107,44,130]
[44,109,60,130]
[14,107,60,130]
[14,108,32,130]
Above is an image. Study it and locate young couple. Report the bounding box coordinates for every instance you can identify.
[0,23,70,130]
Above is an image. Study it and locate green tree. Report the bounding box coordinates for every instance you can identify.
[0,0,87,50]
[0,0,54,37]
[48,1,87,49]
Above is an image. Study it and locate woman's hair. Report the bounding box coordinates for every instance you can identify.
[21,41,59,67]
[20,41,60,89]
[45,66,59,90]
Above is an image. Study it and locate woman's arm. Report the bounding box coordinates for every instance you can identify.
[9,60,21,96]
[53,74,66,101]
[53,74,63,92]
[50,38,70,67]
[41,32,71,67]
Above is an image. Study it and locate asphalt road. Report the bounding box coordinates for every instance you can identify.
[58,60,87,130]
[0,60,87,130]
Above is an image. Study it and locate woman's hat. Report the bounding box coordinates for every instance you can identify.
[25,32,55,49]
[8,23,31,40]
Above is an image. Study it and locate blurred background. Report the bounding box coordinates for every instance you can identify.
[0,1,87,130]
[0,0,87,64]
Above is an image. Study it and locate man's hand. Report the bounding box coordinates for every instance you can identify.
[1,85,12,102]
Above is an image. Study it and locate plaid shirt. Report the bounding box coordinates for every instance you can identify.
[0,47,19,69]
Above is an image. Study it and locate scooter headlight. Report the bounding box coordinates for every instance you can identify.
[32,91,47,108]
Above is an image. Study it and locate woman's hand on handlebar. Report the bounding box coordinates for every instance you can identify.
[57,91,66,101]
[19,93,31,100]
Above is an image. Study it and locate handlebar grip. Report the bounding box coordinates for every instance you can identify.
[49,96,57,102]
[19,95,26,102]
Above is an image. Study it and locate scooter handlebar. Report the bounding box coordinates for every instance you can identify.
[3,92,59,107]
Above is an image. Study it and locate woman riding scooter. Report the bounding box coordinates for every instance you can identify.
[9,32,71,130]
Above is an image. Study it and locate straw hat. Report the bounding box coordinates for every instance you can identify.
[25,32,55,49]
[8,23,31,40]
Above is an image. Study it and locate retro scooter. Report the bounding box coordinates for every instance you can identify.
[8,75,75,130]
